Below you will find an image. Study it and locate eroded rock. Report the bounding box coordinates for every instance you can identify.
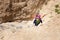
[0,0,49,23]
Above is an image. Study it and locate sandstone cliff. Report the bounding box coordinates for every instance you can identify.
[0,0,49,23]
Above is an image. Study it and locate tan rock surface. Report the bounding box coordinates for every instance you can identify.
[0,0,60,40]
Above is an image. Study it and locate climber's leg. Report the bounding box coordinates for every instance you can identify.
[40,19,42,23]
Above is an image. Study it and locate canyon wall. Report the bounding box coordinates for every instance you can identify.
[0,0,49,23]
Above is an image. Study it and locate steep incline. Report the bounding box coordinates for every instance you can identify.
[0,0,60,40]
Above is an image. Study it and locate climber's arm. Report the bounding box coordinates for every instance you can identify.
[41,14,47,18]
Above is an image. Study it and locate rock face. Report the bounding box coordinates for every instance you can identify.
[0,0,48,23]
[0,0,60,40]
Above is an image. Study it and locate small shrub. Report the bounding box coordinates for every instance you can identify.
[55,4,59,8]
[55,9,59,12]
[55,4,60,14]
[57,10,60,14]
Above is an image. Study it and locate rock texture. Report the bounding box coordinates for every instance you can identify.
[0,0,60,40]
[0,0,49,23]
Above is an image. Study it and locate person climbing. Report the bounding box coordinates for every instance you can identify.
[33,12,42,26]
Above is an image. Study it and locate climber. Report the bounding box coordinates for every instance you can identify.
[33,12,42,26]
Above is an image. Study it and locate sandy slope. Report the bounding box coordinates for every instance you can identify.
[0,0,60,40]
